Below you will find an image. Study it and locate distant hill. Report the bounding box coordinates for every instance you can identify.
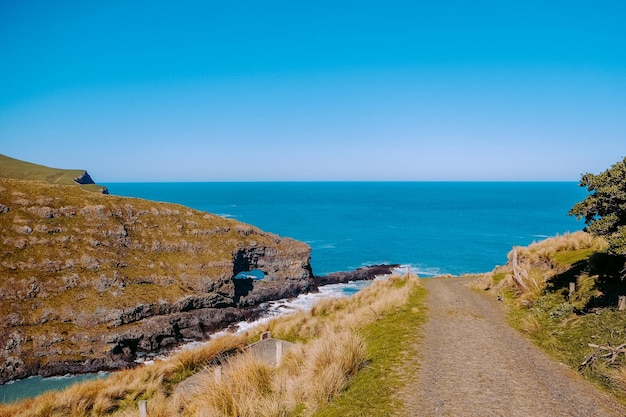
[0,154,108,193]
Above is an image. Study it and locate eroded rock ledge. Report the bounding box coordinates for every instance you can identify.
[314,264,400,286]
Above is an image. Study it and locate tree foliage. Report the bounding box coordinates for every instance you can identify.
[568,157,626,257]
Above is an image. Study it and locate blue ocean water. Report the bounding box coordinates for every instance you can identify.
[105,182,587,276]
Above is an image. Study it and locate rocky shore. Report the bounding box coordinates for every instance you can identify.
[314,263,400,286]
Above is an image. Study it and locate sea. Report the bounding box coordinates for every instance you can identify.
[1,181,588,403]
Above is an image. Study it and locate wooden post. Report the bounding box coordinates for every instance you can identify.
[139,400,148,417]
[569,282,576,296]
[276,341,283,366]
[215,365,222,383]
[618,295,626,311]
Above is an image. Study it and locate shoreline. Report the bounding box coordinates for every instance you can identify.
[0,264,400,402]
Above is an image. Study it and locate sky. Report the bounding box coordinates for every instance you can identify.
[1,1,625,182]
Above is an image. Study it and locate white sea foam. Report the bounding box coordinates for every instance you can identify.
[216,213,236,218]
[392,263,443,277]
[210,282,358,338]
[318,243,337,249]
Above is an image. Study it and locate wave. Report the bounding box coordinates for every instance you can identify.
[216,213,237,218]
[210,282,366,338]
[396,264,443,277]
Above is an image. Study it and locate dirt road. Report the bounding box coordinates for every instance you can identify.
[399,277,626,417]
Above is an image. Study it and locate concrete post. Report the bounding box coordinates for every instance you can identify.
[139,400,148,417]
[276,341,283,366]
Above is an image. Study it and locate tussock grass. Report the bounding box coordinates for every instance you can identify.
[313,279,427,417]
[0,275,425,416]
[0,335,246,417]
[519,313,542,335]
[476,231,607,306]
[609,365,626,392]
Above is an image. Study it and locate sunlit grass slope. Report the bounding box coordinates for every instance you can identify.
[0,154,107,193]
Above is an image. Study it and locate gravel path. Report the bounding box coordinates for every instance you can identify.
[399,277,626,417]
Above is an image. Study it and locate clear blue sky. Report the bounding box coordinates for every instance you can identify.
[1,1,625,182]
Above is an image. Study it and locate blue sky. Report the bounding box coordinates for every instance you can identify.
[1,1,625,182]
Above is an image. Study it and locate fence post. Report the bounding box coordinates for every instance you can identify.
[276,341,283,366]
[569,282,576,296]
[618,295,626,311]
[139,400,148,417]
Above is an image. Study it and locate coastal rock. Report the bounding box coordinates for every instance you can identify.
[0,178,313,384]
[314,264,400,286]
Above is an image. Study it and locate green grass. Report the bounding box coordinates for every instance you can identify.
[492,272,506,285]
[550,248,596,267]
[0,153,107,193]
[312,286,427,417]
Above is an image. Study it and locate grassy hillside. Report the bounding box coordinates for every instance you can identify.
[0,177,312,384]
[476,232,626,402]
[0,154,107,193]
[0,274,425,417]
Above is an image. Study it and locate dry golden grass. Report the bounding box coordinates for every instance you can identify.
[519,313,542,335]
[0,275,419,417]
[269,274,419,342]
[176,329,367,416]
[476,232,606,306]
[173,275,419,416]
[0,335,246,417]
[609,365,626,392]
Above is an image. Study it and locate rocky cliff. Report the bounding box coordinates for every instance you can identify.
[0,178,313,383]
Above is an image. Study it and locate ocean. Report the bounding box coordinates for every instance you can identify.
[1,182,587,403]
[105,181,586,276]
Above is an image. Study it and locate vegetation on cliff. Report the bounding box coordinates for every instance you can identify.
[0,177,312,384]
[0,154,108,194]
[0,274,424,417]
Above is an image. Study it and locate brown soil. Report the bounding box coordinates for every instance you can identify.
[398,277,626,417]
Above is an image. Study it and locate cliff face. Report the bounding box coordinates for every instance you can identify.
[0,178,313,383]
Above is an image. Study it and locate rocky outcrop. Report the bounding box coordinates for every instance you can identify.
[72,171,96,185]
[73,171,109,194]
[0,178,313,383]
[314,264,400,286]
